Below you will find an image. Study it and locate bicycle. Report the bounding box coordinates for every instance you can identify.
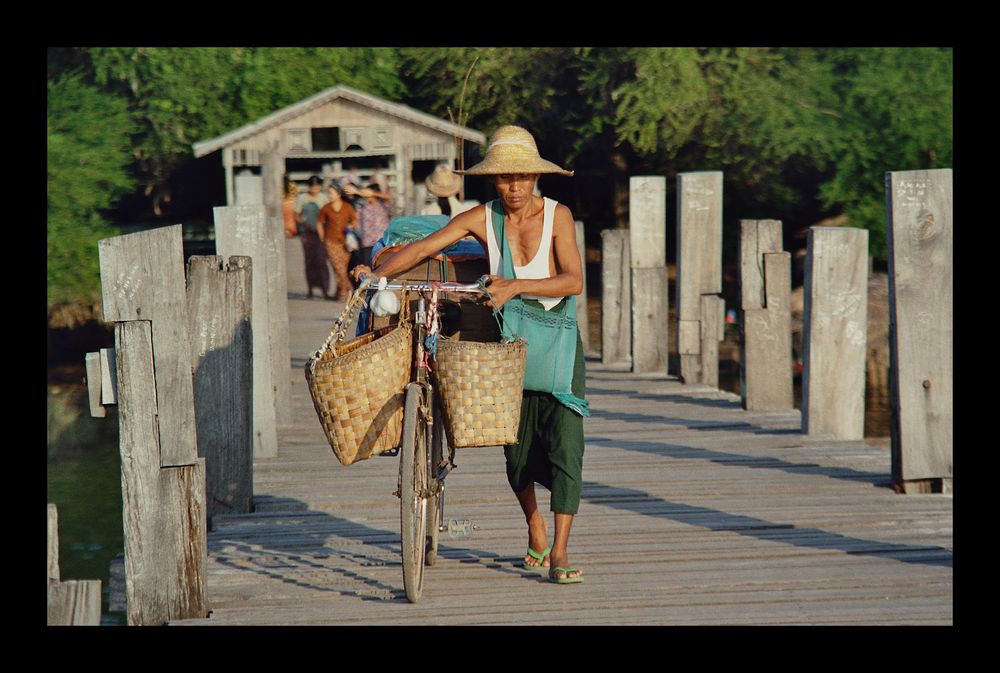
[360,275,493,603]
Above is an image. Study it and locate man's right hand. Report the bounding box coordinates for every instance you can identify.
[351,265,373,283]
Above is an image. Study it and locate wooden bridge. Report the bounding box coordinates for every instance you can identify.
[167,238,953,626]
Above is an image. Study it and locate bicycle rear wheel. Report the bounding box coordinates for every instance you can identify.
[400,383,428,603]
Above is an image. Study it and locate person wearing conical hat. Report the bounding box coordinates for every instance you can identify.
[352,125,587,584]
[420,164,479,217]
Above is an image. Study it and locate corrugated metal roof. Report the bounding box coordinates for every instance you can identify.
[192,84,485,157]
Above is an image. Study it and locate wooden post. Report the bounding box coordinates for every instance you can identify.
[801,226,869,439]
[84,352,105,418]
[235,172,264,206]
[676,172,724,383]
[186,256,254,521]
[739,220,793,411]
[47,504,102,626]
[574,220,591,356]
[116,320,209,625]
[98,225,198,467]
[213,206,280,457]
[631,267,670,373]
[699,294,725,388]
[629,176,669,373]
[886,169,953,492]
[48,503,60,585]
[265,214,292,424]
[601,229,631,367]
[260,147,285,220]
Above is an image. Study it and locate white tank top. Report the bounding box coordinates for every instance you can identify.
[485,197,561,310]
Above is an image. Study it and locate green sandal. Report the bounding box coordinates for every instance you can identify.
[548,566,584,584]
[519,545,552,569]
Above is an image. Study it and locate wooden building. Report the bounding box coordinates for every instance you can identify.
[192,84,485,215]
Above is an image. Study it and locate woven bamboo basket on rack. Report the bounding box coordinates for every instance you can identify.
[432,339,527,447]
[305,291,412,466]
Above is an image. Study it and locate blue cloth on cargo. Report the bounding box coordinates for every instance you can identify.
[358,215,487,336]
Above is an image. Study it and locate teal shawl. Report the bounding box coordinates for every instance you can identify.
[491,200,589,417]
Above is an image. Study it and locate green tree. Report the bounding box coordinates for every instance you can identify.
[47,72,136,315]
[79,47,407,215]
[817,47,953,259]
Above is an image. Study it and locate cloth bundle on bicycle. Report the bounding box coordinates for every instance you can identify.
[372,214,486,263]
[305,287,413,466]
[489,200,590,417]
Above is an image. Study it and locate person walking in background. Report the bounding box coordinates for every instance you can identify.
[316,182,358,301]
[345,180,393,279]
[294,175,332,300]
[282,179,299,238]
[421,164,479,217]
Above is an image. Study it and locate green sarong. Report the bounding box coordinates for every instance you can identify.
[504,330,586,514]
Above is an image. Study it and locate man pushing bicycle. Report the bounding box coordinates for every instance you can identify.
[352,126,588,584]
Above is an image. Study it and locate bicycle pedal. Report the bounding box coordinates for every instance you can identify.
[447,517,474,539]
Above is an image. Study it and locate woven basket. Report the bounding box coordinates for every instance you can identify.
[432,339,527,447]
[305,291,413,466]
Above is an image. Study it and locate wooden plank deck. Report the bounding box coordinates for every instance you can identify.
[168,240,952,626]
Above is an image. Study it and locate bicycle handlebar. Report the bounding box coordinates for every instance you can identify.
[359,274,490,296]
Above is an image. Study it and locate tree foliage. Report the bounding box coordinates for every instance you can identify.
[815,47,953,258]
[68,47,406,215]
[47,71,136,312]
[47,46,952,316]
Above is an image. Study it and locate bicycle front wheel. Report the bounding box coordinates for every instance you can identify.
[400,382,428,603]
[425,395,445,566]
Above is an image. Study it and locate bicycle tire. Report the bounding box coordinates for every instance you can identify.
[400,382,428,603]
[425,395,444,566]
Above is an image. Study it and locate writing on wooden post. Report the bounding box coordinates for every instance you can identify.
[98,225,199,467]
[886,169,952,490]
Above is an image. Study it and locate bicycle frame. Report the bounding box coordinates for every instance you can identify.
[366,277,489,602]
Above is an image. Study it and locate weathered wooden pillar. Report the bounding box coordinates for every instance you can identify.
[886,169,953,494]
[267,213,293,422]
[47,504,102,625]
[676,172,724,384]
[629,176,670,374]
[116,320,209,625]
[186,256,254,521]
[801,226,869,439]
[601,228,631,367]
[235,172,264,206]
[739,220,794,410]
[231,174,293,424]
[97,224,209,625]
[98,225,198,467]
[260,147,285,220]
[574,220,591,355]
[213,206,280,456]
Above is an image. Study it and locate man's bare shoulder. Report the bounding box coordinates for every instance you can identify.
[451,203,488,234]
[552,202,576,229]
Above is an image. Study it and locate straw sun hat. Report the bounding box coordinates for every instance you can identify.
[424,164,463,197]
[455,125,574,177]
